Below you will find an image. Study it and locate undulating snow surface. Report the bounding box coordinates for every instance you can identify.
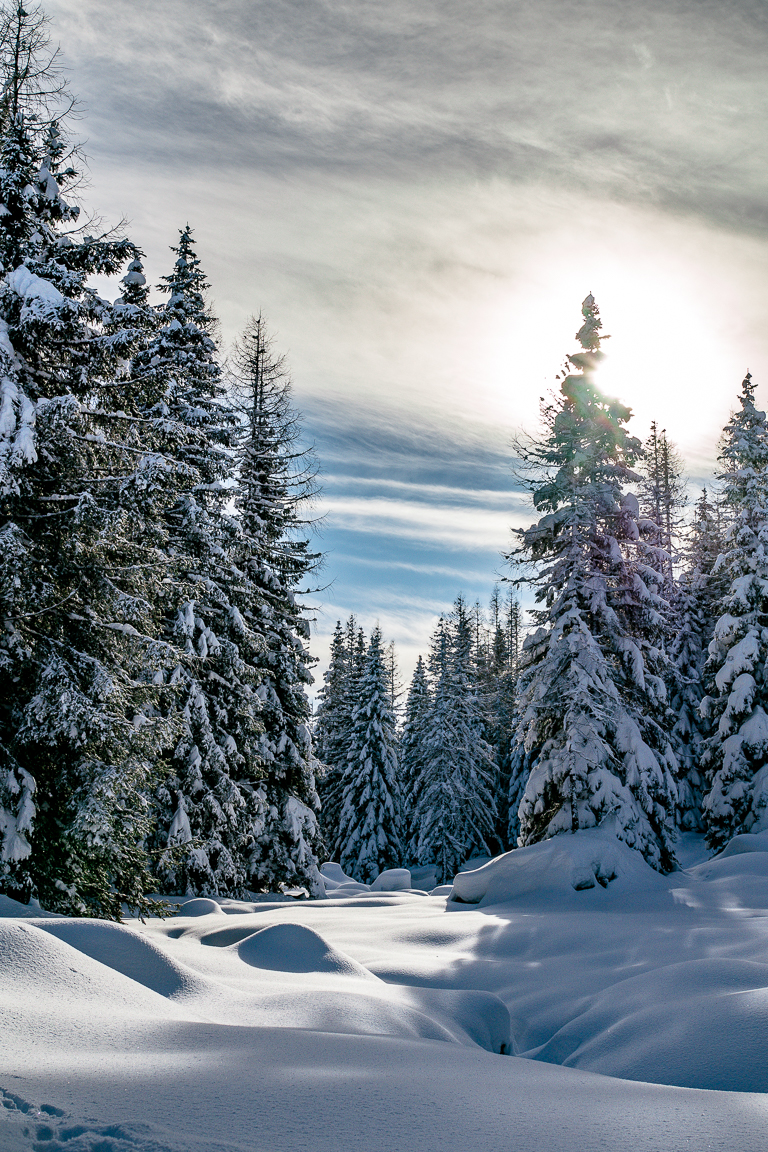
[3,831,768,1151]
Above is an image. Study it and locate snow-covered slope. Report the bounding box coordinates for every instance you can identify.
[2,831,768,1151]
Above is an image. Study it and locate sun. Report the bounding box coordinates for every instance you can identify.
[471,217,750,472]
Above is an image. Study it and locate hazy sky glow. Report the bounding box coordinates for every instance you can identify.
[44,0,768,685]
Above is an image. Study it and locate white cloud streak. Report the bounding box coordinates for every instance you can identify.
[320,494,526,550]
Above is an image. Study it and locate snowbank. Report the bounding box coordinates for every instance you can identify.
[371,867,411,891]
[173,897,226,916]
[232,922,374,978]
[713,828,768,858]
[6,831,768,1148]
[531,955,768,1091]
[449,828,662,905]
[320,861,424,896]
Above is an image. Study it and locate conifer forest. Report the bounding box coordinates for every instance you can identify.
[1,0,767,919]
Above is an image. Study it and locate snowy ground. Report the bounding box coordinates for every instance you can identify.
[3,829,768,1151]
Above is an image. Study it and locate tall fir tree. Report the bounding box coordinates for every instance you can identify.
[314,614,366,856]
[227,312,323,894]
[0,2,178,916]
[314,619,350,850]
[412,601,497,883]
[337,625,401,882]
[491,592,522,850]
[668,489,727,829]
[399,654,431,858]
[640,423,686,586]
[125,227,273,900]
[507,295,678,872]
[700,375,768,848]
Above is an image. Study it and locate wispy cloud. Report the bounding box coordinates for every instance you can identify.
[322,474,521,506]
[320,494,524,550]
[50,0,768,234]
[329,553,496,582]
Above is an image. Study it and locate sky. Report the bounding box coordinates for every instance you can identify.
[43,0,768,693]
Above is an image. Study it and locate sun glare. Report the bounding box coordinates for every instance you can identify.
[472,214,755,470]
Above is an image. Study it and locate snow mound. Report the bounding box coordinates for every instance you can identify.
[714,829,768,859]
[320,862,372,894]
[450,829,663,906]
[0,921,185,1020]
[33,918,207,999]
[682,848,768,913]
[371,868,411,891]
[174,897,226,917]
[233,923,375,978]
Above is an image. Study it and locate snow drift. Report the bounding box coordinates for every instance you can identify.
[5,831,768,1151]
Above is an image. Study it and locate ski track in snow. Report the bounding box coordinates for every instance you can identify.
[3,830,768,1150]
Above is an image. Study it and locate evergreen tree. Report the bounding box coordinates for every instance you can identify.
[315,614,367,855]
[337,625,401,882]
[384,639,403,720]
[507,295,677,872]
[126,227,271,900]
[399,654,431,857]
[492,594,522,847]
[640,423,686,586]
[701,375,768,848]
[412,601,497,883]
[227,312,323,894]
[314,619,350,848]
[669,489,726,829]
[0,2,177,916]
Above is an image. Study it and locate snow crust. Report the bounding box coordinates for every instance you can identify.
[4,831,768,1150]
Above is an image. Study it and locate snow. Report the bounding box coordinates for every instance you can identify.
[5,266,64,307]
[715,828,768,857]
[370,867,411,890]
[449,827,662,903]
[4,831,768,1150]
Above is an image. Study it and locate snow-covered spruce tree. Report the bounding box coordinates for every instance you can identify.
[337,625,401,882]
[384,638,403,720]
[0,3,180,917]
[314,614,366,855]
[399,654,431,857]
[125,228,274,900]
[313,619,349,849]
[638,422,698,826]
[227,312,323,894]
[412,600,497,884]
[700,375,768,848]
[668,489,727,829]
[490,603,520,850]
[507,295,678,873]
